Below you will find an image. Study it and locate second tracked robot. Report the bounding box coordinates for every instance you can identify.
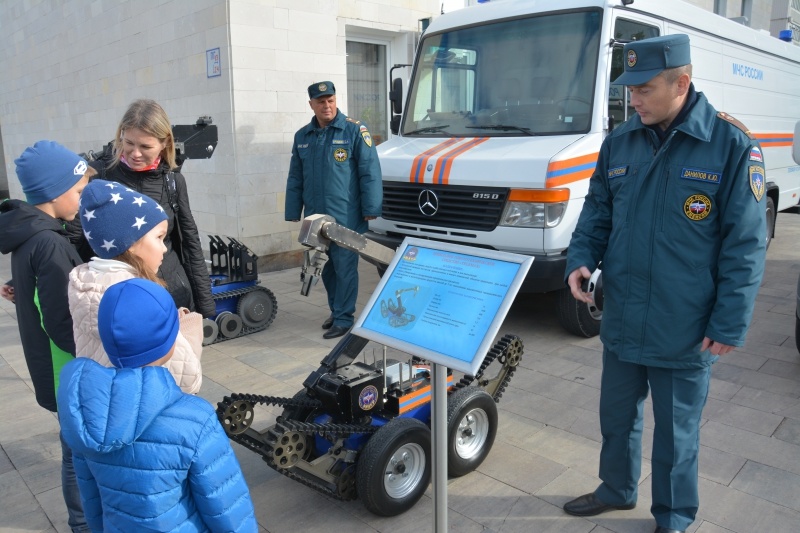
[217,215,523,517]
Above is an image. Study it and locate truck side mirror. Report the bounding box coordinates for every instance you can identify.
[793,120,800,165]
[389,78,403,115]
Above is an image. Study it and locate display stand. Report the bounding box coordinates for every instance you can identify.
[353,237,532,532]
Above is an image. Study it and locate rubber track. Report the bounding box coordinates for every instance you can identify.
[208,284,277,344]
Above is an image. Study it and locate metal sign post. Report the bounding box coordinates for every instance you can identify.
[431,362,448,532]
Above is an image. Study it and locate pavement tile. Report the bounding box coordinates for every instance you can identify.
[701,397,784,436]
[701,420,800,476]
[729,460,800,512]
[697,476,800,533]
[773,417,800,446]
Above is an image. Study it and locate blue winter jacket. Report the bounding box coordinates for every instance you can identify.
[565,90,766,368]
[58,357,257,532]
[285,109,383,233]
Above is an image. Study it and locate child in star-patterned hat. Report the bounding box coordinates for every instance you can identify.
[67,179,203,394]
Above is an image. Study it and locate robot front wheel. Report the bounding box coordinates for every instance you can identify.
[356,417,431,517]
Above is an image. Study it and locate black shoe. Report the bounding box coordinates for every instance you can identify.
[563,493,636,517]
[654,528,684,533]
[323,326,349,339]
[321,316,334,329]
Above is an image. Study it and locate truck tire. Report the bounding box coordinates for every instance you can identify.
[556,286,601,338]
[446,387,497,477]
[356,417,431,516]
[766,196,775,250]
[795,313,800,354]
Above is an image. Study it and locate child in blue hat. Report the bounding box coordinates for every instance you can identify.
[0,140,97,532]
[67,179,203,394]
[58,278,257,532]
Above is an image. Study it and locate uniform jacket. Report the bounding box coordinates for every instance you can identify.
[285,109,383,233]
[565,90,766,368]
[58,357,257,533]
[0,199,83,411]
[68,259,203,394]
[66,161,215,317]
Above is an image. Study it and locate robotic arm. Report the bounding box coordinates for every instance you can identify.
[297,214,396,296]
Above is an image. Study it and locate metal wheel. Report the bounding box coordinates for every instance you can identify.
[446,387,497,477]
[216,311,243,338]
[202,318,219,346]
[218,399,254,436]
[356,417,431,516]
[237,288,277,329]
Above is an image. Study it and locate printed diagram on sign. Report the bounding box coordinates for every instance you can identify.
[380,285,423,328]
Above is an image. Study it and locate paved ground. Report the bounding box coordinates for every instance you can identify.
[1,214,800,533]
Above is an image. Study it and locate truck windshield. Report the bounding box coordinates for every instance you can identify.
[403,9,602,137]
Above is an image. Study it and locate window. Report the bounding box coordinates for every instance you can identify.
[346,41,388,145]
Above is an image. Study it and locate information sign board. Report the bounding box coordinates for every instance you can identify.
[352,238,532,375]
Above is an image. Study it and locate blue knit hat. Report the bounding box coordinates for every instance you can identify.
[99,278,180,368]
[15,140,88,205]
[80,179,168,259]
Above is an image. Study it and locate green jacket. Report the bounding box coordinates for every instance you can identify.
[285,109,382,233]
[565,91,766,368]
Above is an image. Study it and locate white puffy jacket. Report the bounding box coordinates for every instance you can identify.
[68,259,203,394]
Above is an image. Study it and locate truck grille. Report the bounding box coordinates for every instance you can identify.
[381,182,508,232]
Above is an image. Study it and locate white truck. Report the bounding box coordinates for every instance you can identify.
[367,0,800,337]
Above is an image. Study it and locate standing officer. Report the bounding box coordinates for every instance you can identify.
[562,35,766,533]
[286,81,383,339]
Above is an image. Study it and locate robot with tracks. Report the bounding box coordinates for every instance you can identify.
[217,215,523,517]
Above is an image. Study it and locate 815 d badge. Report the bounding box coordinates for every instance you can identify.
[684,194,712,221]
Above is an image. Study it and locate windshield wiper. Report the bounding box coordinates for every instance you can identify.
[404,125,454,137]
[466,124,538,136]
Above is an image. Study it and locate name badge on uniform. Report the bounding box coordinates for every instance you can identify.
[608,166,628,179]
[680,168,721,184]
[749,165,765,202]
[332,139,349,145]
[297,143,309,149]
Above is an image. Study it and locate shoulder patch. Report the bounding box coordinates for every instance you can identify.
[717,111,754,140]
[345,117,361,125]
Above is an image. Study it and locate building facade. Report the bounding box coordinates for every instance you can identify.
[0,0,796,268]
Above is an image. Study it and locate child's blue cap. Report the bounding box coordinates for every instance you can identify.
[15,140,88,205]
[79,179,168,259]
[98,279,179,368]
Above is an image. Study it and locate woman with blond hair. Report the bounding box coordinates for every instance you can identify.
[69,99,215,317]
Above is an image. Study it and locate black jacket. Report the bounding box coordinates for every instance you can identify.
[0,200,82,411]
[66,161,215,317]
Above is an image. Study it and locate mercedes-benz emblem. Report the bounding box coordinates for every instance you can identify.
[418,189,439,216]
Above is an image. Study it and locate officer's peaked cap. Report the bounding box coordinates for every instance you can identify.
[613,34,691,86]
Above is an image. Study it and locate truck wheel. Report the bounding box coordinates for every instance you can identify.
[356,417,431,516]
[795,313,800,354]
[766,196,775,250]
[447,387,497,477]
[556,285,601,338]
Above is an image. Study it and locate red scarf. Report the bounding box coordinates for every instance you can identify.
[120,154,162,171]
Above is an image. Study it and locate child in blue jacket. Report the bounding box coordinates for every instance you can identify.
[58,278,257,532]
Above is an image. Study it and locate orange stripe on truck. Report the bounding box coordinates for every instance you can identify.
[432,137,489,185]
[409,138,463,183]
[545,152,599,188]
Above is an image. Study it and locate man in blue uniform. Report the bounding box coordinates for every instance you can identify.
[285,81,383,339]
[562,35,766,533]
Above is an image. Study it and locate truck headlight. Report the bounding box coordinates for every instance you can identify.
[499,189,569,228]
